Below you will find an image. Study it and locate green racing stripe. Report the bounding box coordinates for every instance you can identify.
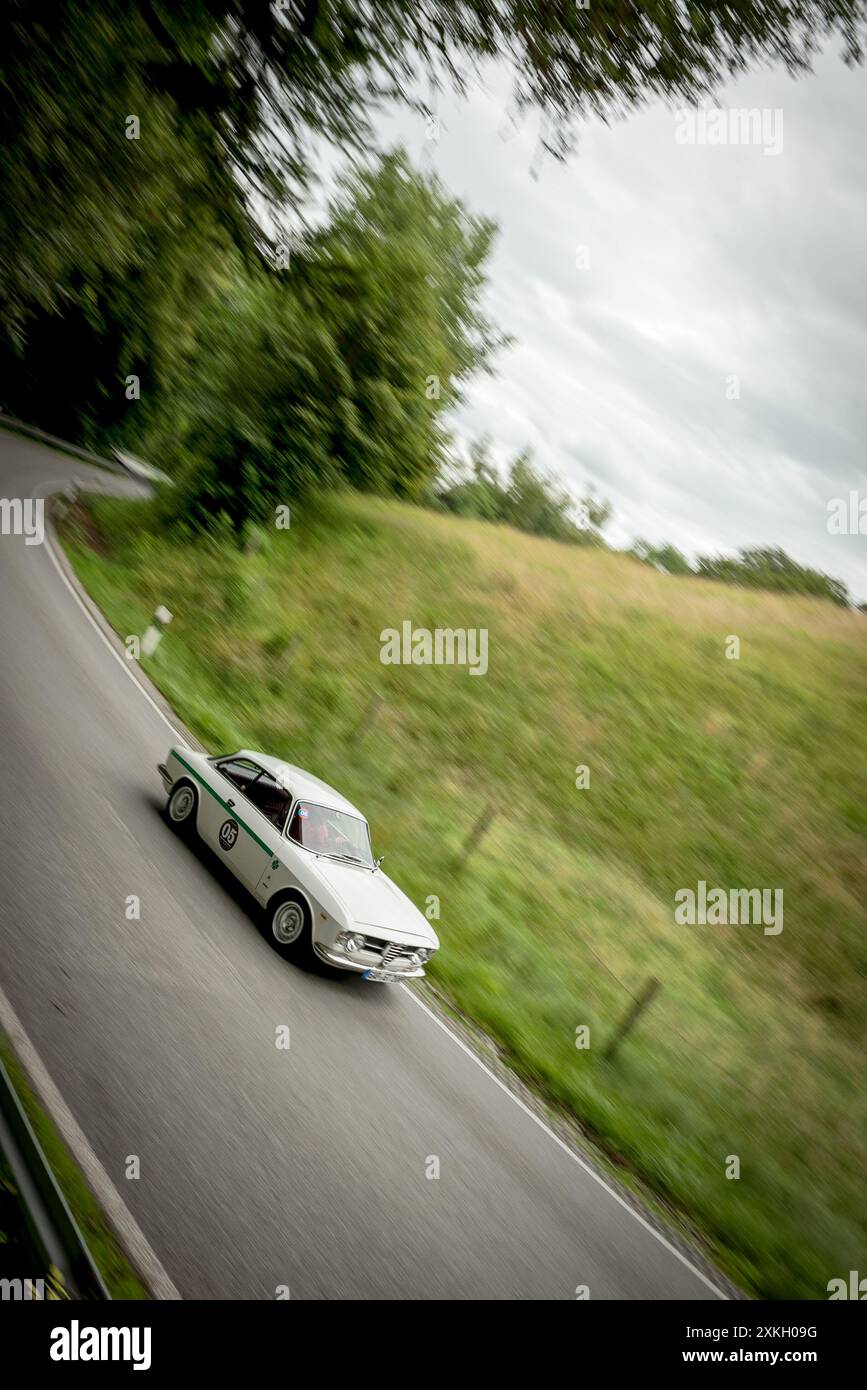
[173,752,274,856]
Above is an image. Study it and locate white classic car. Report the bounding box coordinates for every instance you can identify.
[158,747,439,982]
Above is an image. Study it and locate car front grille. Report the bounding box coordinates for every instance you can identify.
[364,938,416,969]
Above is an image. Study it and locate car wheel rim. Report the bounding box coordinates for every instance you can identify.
[273,903,304,945]
[169,787,194,822]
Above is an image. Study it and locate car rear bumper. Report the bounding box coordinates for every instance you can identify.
[157,762,173,793]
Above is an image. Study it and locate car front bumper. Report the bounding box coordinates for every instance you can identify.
[312,941,427,979]
[157,762,173,793]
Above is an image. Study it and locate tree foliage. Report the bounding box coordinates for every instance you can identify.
[299,150,505,500]
[438,439,611,545]
[695,545,850,606]
[632,537,851,604]
[162,267,350,532]
[0,3,240,444]
[630,539,695,575]
[2,1,864,535]
[162,151,504,528]
[3,0,864,354]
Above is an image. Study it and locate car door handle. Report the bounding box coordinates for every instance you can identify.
[227,798,235,808]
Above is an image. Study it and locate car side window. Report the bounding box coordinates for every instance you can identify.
[217,758,261,795]
[244,774,292,831]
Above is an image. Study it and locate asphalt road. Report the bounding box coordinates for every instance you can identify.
[0,428,725,1300]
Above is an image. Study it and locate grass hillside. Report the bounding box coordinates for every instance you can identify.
[63,490,867,1299]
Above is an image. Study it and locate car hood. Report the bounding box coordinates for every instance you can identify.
[312,859,439,947]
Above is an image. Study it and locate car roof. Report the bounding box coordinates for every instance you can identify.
[235,751,365,819]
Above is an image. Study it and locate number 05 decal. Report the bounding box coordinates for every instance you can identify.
[219,818,239,851]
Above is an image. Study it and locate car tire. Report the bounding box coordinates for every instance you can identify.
[266,891,318,965]
[165,779,198,838]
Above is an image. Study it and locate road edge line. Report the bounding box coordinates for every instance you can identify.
[403,985,730,1300]
[0,985,182,1300]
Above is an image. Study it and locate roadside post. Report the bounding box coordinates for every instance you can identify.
[141,604,173,657]
[603,977,662,1061]
[456,801,497,870]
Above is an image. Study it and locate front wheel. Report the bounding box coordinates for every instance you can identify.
[267,892,315,965]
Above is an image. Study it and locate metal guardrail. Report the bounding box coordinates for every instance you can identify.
[0,412,126,475]
[0,413,172,488]
[0,1057,109,1300]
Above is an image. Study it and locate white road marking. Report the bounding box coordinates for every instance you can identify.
[403,986,728,1299]
[0,983,182,1300]
[30,468,729,1301]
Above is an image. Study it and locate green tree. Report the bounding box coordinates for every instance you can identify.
[439,444,612,545]
[297,150,505,500]
[631,539,695,575]
[0,3,239,446]
[162,267,351,533]
[696,545,850,606]
[500,450,579,541]
[437,437,507,521]
[163,149,505,530]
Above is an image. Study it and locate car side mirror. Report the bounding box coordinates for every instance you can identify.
[375,854,385,870]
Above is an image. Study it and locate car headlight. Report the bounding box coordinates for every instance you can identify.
[415,947,435,963]
[336,931,365,954]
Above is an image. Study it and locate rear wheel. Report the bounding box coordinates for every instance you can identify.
[166,779,198,838]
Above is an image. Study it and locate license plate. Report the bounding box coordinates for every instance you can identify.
[362,967,403,983]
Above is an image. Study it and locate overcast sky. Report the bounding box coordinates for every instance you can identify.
[366,46,867,602]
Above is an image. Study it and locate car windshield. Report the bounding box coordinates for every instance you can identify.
[288,801,374,867]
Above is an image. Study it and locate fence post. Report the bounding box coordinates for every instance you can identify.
[603,977,661,1061]
[53,479,80,521]
[456,801,497,869]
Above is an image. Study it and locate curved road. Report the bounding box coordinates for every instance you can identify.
[0,428,725,1300]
